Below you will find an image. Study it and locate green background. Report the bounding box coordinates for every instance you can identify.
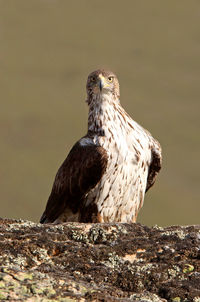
[0,0,199,226]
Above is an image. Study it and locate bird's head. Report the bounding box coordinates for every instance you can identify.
[86,69,120,105]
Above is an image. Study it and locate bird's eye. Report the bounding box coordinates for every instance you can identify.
[108,76,113,82]
[91,77,96,82]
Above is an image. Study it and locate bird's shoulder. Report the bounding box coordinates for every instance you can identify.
[54,135,108,190]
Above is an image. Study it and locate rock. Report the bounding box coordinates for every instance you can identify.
[0,218,199,301]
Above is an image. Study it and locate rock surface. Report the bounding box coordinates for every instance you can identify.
[0,218,199,301]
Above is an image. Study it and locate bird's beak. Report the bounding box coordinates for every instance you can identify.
[98,74,109,91]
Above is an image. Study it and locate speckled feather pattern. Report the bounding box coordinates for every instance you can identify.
[82,93,161,223]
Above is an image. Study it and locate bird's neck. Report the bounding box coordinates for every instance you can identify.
[87,94,122,136]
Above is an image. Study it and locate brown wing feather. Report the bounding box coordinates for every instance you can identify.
[40,139,108,223]
[146,147,162,192]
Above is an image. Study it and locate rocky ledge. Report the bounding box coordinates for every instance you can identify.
[0,218,199,301]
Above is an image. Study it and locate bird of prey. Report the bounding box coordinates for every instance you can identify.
[40,69,162,224]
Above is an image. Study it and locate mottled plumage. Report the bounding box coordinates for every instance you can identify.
[40,69,162,224]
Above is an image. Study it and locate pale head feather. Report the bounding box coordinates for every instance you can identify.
[86,69,120,105]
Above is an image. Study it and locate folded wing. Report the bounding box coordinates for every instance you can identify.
[40,139,108,223]
[146,142,162,192]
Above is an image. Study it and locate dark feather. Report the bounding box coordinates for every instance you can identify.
[146,148,162,192]
[40,139,108,223]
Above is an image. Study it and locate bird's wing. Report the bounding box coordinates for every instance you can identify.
[40,138,108,223]
[146,140,162,192]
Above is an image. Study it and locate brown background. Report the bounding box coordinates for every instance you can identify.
[0,0,199,226]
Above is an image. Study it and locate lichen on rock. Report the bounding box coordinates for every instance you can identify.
[0,218,199,301]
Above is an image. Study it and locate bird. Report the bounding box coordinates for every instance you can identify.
[40,69,162,224]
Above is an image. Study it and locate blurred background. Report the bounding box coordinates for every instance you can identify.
[0,0,199,226]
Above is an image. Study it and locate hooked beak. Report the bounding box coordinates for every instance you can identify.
[99,79,103,91]
[98,74,109,91]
